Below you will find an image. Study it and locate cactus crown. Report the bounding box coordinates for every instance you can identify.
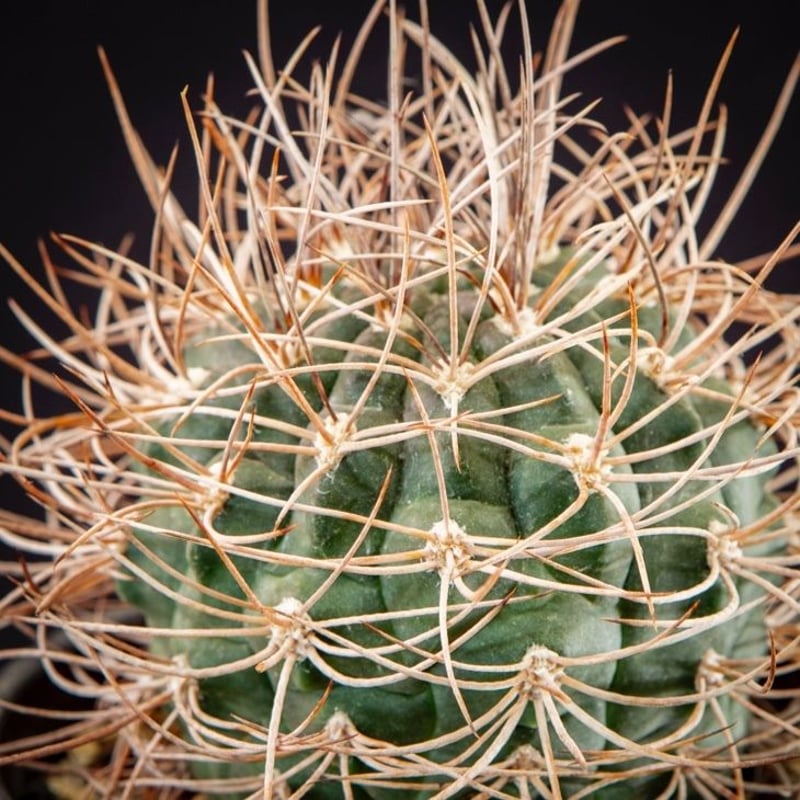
[1,2,799,799]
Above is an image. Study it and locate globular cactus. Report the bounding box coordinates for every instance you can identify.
[1,2,799,799]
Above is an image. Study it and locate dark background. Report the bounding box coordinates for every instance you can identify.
[0,3,797,560]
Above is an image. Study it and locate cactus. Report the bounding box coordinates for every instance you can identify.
[1,3,799,799]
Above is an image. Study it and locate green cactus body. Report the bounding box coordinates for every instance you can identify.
[113,247,781,798]
[2,4,797,800]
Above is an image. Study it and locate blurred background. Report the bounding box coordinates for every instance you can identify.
[0,0,797,573]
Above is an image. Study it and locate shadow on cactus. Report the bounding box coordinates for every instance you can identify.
[1,1,799,798]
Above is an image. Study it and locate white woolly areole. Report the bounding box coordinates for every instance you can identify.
[537,240,562,265]
[510,744,546,771]
[314,413,353,471]
[185,366,211,387]
[636,347,695,391]
[492,305,540,338]
[320,224,356,264]
[709,519,737,536]
[325,710,357,741]
[708,532,743,571]
[269,597,312,660]
[432,360,476,412]
[198,459,229,510]
[563,432,612,490]
[424,519,474,577]
[371,309,416,335]
[518,645,565,700]
[141,366,210,407]
[697,649,727,690]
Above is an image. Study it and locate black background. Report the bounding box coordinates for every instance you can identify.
[0,3,797,571]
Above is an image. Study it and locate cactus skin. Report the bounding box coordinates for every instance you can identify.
[1,3,798,800]
[114,248,782,799]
